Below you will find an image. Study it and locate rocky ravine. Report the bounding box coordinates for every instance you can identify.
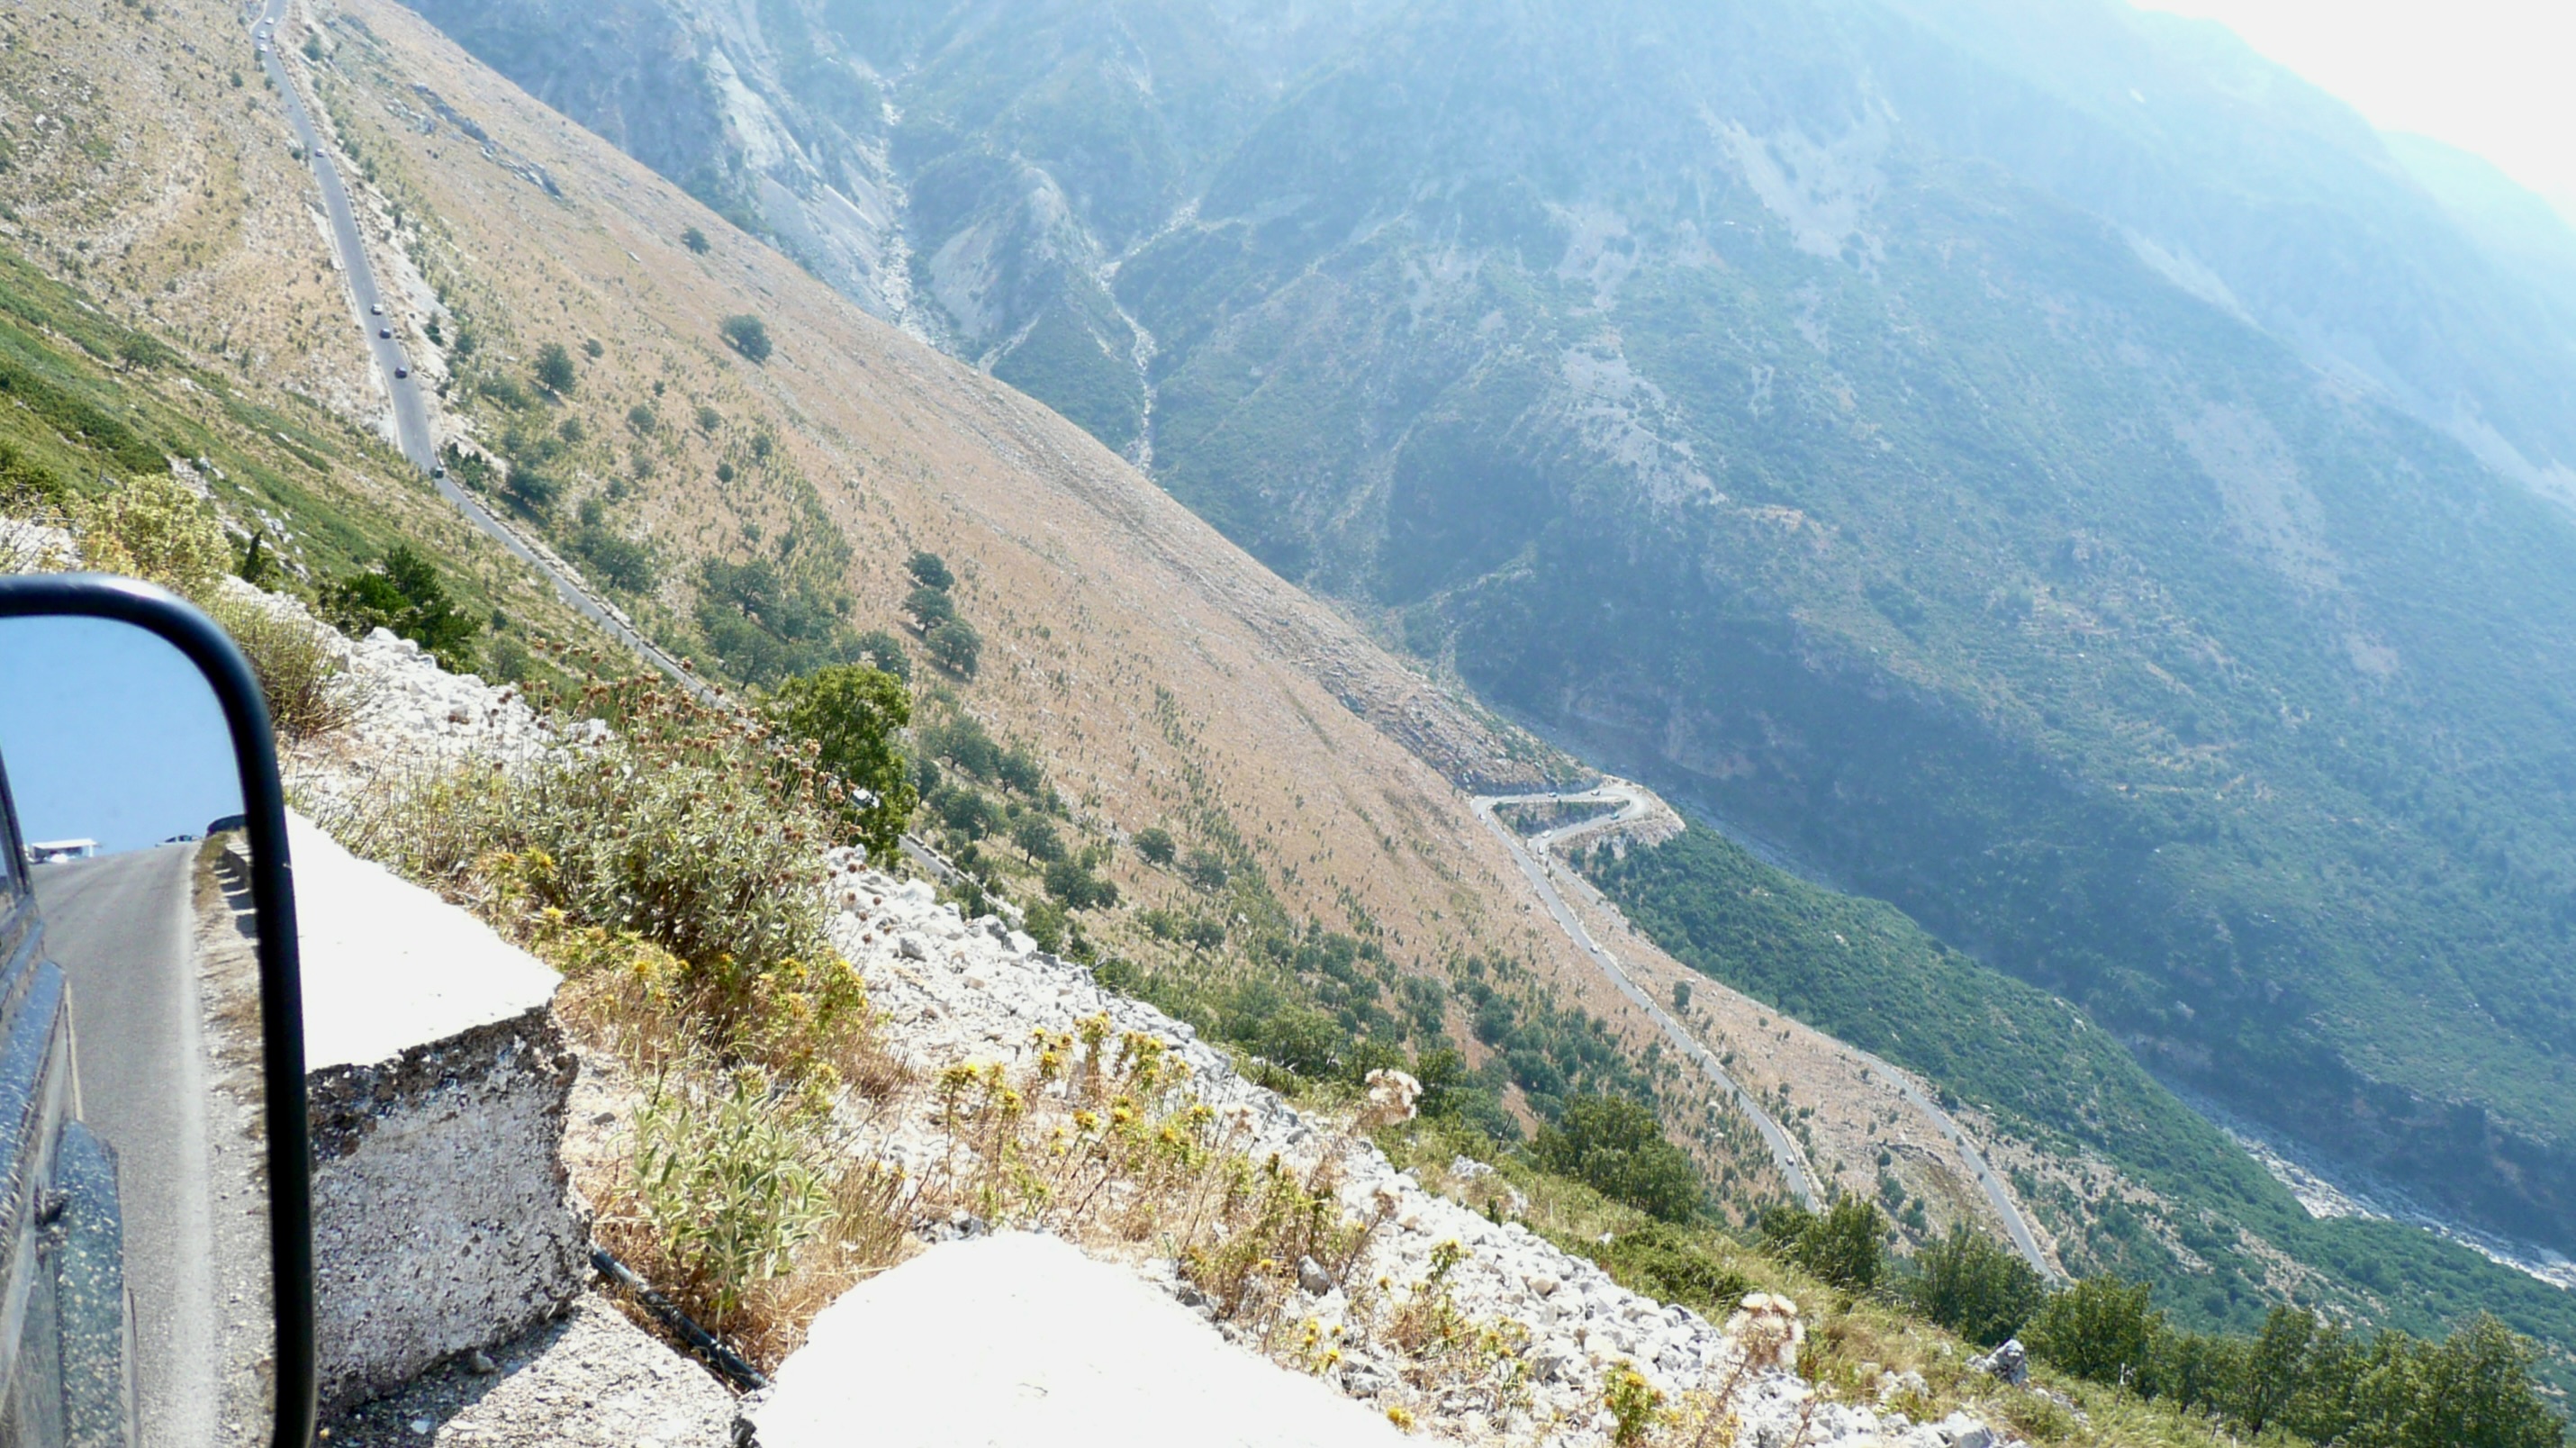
[288,612,2020,1448]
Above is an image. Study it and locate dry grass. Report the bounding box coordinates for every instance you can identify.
[203,592,372,740]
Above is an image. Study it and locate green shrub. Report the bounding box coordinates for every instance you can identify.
[1181,848,1229,891]
[1593,1224,1751,1317]
[205,593,362,742]
[904,584,955,629]
[2028,1274,2162,1385]
[1905,1222,2045,1346]
[571,521,655,593]
[78,473,229,599]
[1252,1006,1343,1079]
[768,663,917,863]
[478,372,532,410]
[1044,858,1117,910]
[906,550,953,590]
[1531,1096,1704,1223]
[682,226,710,255]
[324,544,480,672]
[854,628,909,682]
[1134,826,1176,865]
[534,341,577,395]
[922,711,1001,778]
[502,463,558,516]
[1011,814,1065,863]
[994,741,1044,796]
[719,314,773,363]
[926,619,981,677]
[334,675,840,1042]
[626,403,657,436]
[0,440,67,517]
[631,1067,832,1326]
[1760,1197,1888,1290]
[1023,898,1069,954]
[931,783,1000,839]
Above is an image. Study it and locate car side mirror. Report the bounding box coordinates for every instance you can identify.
[0,575,313,1448]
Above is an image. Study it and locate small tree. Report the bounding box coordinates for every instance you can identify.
[1671,980,1693,1012]
[324,545,480,672]
[1044,858,1116,910]
[534,341,577,395]
[926,620,981,677]
[719,314,773,363]
[1181,848,1229,891]
[77,474,231,600]
[2028,1275,2162,1386]
[906,550,954,590]
[696,404,722,434]
[1906,1223,2045,1346]
[1134,826,1177,865]
[627,404,658,436]
[682,226,710,255]
[1532,1096,1704,1222]
[854,628,911,682]
[904,584,956,630]
[1798,1196,1891,1291]
[1011,814,1065,863]
[770,664,917,864]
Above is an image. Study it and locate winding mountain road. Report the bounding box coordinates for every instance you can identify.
[1472,784,1819,1209]
[249,0,709,700]
[1477,783,2056,1275]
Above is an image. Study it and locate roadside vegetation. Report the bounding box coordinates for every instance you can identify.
[1377,1109,2568,1448]
[1585,826,2576,1391]
[21,359,2560,1448]
[1,71,2560,1438]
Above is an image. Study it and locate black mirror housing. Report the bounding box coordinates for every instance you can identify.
[0,574,315,1448]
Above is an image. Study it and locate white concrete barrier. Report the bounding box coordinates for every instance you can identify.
[291,813,589,1412]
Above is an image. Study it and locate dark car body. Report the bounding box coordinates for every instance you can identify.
[0,752,134,1443]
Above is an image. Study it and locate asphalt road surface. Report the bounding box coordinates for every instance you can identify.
[1472,788,1820,1209]
[1477,784,2057,1276]
[34,845,226,1446]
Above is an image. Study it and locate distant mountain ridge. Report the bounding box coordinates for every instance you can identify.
[395,0,2576,1260]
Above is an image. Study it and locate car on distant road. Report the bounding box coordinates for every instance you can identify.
[378,328,391,339]
[394,366,410,379]
[369,303,383,315]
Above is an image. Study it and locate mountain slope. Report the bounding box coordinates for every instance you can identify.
[5,0,1823,1194]
[382,0,2576,1255]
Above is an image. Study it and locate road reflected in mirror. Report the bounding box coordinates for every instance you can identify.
[0,615,274,1447]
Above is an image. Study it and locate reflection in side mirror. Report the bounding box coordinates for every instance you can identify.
[0,580,312,1448]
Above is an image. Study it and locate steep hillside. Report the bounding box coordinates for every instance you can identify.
[1,0,1889,1220]
[19,0,2576,1378]
[380,0,2576,1257]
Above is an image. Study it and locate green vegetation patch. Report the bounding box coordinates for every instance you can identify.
[1586,824,2576,1383]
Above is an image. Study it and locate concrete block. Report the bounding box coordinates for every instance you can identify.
[292,813,588,1412]
[755,1232,1410,1448]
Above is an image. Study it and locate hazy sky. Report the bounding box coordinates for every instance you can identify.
[0,617,241,854]
[2131,0,2576,222]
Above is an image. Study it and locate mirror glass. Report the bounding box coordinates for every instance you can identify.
[0,615,274,1446]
